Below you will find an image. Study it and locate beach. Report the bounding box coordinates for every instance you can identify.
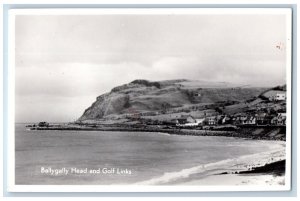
[181,173,285,186]
[134,146,286,185]
[176,156,286,186]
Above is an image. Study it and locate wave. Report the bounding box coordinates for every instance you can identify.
[134,148,285,185]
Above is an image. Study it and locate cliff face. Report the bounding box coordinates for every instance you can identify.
[79,93,130,120]
[78,79,266,121]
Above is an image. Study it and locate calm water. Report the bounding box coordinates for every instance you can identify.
[15,124,284,185]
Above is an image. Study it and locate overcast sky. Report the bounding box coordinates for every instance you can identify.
[15,14,288,123]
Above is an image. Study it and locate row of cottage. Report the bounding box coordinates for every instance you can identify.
[172,113,286,127]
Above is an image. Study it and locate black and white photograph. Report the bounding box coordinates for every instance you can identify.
[9,8,292,192]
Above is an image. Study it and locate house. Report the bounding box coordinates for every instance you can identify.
[256,113,267,125]
[239,116,248,125]
[271,113,286,125]
[175,115,197,126]
[235,115,255,125]
[275,93,286,101]
[244,116,256,125]
[233,113,246,125]
[207,116,217,125]
[269,92,286,101]
[256,114,273,125]
[277,113,286,125]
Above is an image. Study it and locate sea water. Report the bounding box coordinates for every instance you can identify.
[15,124,285,185]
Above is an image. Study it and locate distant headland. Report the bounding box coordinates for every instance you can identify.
[28,79,287,141]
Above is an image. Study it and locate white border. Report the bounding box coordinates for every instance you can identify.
[8,8,16,193]
[8,8,292,15]
[285,10,292,193]
[7,8,292,192]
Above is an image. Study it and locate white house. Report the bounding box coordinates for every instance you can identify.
[275,93,286,101]
[207,116,217,125]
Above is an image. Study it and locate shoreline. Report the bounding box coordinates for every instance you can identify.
[174,154,286,186]
[27,124,286,141]
[134,145,286,185]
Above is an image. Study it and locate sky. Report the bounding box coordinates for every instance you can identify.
[15,13,289,123]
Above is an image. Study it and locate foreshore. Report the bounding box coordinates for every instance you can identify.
[28,123,286,141]
[133,143,286,186]
[179,161,286,186]
[175,149,286,186]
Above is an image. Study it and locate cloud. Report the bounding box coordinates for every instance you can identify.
[16,53,286,99]
[15,14,288,122]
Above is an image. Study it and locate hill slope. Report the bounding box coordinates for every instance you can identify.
[78,79,267,121]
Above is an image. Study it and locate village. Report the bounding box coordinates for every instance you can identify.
[166,111,286,129]
[133,91,287,130]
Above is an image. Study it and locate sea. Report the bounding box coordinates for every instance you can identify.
[15,123,285,185]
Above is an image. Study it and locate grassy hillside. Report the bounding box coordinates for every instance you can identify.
[78,79,267,122]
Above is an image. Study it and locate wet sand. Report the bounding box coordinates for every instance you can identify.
[178,150,286,186]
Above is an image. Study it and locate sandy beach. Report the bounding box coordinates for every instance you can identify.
[135,141,286,186]
[181,173,285,186]
[180,145,286,186]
